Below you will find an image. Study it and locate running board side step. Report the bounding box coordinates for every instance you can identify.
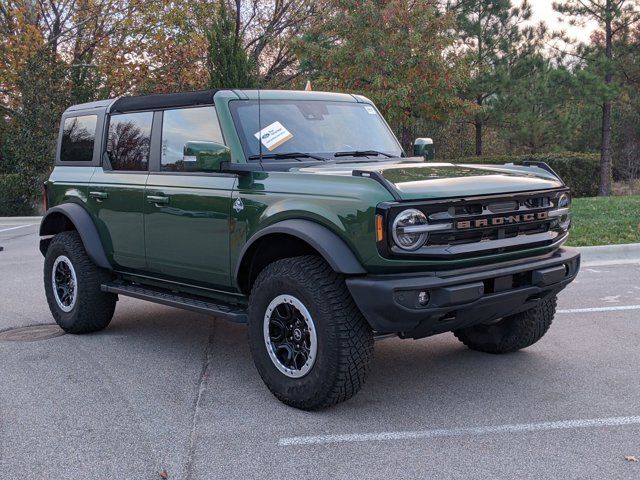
[101,282,248,323]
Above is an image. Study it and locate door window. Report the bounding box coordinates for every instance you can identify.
[161,106,224,172]
[60,115,97,162]
[106,112,153,171]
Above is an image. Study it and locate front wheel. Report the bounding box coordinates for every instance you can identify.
[248,256,374,410]
[453,296,557,354]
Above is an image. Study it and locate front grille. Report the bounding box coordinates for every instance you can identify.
[379,188,569,259]
[428,220,550,246]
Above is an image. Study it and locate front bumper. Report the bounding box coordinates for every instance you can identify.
[346,247,580,338]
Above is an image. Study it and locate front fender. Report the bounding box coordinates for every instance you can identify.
[234,219,366,282]
[39,204,111,269]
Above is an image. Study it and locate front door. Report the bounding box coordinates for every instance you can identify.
[89,111,153,271]
[143,106,236,288]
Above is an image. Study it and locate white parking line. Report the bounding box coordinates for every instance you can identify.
[0,224,31,233]
[557,305,640,314]
[278,415,640,446]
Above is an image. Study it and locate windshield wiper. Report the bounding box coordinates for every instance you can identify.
[248,152,328,162]
[334,150,394,158]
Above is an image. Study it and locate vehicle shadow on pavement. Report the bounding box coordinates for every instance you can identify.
[101,299,559,423]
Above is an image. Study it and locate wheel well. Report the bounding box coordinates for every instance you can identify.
[39,212,77,256]
[237,233,319,294]
[40,212,76,236]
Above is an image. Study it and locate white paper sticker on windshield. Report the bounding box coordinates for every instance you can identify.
[364,105,377,115]
[254,121,293,151]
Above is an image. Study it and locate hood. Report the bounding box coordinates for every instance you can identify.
[298,160,563,200]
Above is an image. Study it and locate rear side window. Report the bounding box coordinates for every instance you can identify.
[60,115,97,162]
[106,112,153,171]
[161,106,224,172]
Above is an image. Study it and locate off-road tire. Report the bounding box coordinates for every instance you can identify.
[453,296,557,354]
[44,231,116,334]
[248,255,374,410]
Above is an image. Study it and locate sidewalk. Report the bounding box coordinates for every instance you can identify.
[577,243,640,266]
[0,216,42,223]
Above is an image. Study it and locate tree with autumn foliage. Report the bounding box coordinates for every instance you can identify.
[0,0,324,213]
[1,0,640,215]
[0,0,157,213]
[297,0,469,149]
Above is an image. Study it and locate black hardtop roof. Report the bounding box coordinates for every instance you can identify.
[110,89,219,113]
[62,89,220,115]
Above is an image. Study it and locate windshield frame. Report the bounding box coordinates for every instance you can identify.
[228,98,404,163]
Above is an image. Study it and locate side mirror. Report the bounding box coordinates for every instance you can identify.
[182,141,231,172]
[413,137,435,160]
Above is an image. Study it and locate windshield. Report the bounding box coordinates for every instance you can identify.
[229,99,403,160]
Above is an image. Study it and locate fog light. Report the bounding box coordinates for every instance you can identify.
[418,291,430,306]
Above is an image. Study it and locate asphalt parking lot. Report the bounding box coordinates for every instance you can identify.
[1,220,639,480]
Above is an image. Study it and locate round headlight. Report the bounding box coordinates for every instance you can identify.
[392,209,428,251]
[557,193,571,230]
[557,193,570,209]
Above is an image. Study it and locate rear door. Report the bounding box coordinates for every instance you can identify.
[88,111,153,271]
[143,105,236,288]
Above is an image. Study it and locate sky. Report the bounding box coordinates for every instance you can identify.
[529,0,598,43]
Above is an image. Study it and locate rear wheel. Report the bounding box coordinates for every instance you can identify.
[44,231,116,334]
[453,296,557,354]
[248,255,374,410]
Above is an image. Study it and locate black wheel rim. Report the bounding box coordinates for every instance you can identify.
[263,295,317,378]
[51,255,77,312]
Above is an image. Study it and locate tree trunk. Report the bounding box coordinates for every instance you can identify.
[475,120,483,156]
[401,124,413,154]
[474,93,483,156]
[600,100,613,196]
[599,0,614,196]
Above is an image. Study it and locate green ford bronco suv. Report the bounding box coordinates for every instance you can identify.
[40,89,579,409]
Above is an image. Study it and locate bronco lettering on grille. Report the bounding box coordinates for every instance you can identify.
[456,211,548,229]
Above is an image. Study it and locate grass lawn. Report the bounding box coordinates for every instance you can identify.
[566,195,640,247]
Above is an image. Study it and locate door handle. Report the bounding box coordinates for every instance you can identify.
[146,195,169,205]
[89,191,108,201]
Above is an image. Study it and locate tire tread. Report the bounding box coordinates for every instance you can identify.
[249,255,374,410]
[44,231,116,334]
[453,296,557,354]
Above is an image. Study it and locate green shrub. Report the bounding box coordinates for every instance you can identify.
[0,174,40,216]
[445,152,600,197]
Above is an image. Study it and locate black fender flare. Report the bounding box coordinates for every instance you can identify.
[39,204,111,269]
[235,219,366,285]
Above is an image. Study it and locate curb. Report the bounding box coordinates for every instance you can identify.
[576,243,640,265]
